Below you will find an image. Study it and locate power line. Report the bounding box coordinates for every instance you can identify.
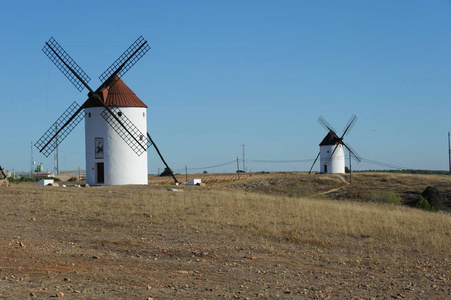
[247,159,315,163]
[177,157,410,173]
[188,160,237,170]
[360,158,407,170]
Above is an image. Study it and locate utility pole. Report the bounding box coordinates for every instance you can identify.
[236,157,240,180]
[54,123,59,175]
[241,144,246,172]
[448,132,451,175]
[185,165,188,182]
[30,141,33,179]
[349,150,352,184]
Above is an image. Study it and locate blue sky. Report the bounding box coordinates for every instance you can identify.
[0,0,450,174]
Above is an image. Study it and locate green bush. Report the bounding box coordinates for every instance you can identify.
[415,196,434,211]
[368,190,402,205]
[7,177,38,183]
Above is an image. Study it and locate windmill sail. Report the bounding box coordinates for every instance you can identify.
[37,37,150,156]
[42,37,92,92]
[342,114,357,137]
[318,116,337,134]
[35,102,86,157]
[100,106,148,156]
[342,141,362,163]
[98,36,150,89]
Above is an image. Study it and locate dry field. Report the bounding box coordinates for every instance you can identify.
[147,172,277,185]
[0,172,450,299]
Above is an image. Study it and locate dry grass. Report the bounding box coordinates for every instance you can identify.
[164,190,450,256]
[147,172,276,185]
[9,182,450,257]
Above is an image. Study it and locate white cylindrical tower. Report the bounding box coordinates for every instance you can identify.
[319,144,345,174]
[84,78,148,185]
[319,131,345,174]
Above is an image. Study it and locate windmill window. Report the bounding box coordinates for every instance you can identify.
[327,150,329,153]
[88,112,91,117]
[95,138,104,159]
[143,112,145,117]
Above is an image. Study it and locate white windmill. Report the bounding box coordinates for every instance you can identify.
[309,115,361,174]
[35,36,178,185]
[84,77,148,185]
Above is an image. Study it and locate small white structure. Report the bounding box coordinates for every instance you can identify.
[36,179,54,186]
[85,78,148,186]
[319,131,345,174]
[185,179,202,185]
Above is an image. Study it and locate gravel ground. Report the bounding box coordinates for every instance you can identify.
[0,182,450,299]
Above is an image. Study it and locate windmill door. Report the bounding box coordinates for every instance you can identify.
[96,162,104,184]
[324,165,328,173]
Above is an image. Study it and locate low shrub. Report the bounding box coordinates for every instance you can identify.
[415,196,434,211]
[368,190,402,205]
[7,177,38,183]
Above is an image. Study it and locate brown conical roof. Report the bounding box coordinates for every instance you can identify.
[319,131,341,146]
[84,77,148,108]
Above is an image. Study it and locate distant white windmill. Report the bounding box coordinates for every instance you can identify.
[309,115,361,174]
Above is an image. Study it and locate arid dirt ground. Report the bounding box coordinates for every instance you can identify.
[0,172,450,299]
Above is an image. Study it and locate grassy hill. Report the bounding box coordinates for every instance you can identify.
[151,171,451,210]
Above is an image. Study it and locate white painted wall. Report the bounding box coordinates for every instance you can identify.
[85,107,148,185]
[319,144,345,174]
[186,179,202,185]
[36,179,54,186]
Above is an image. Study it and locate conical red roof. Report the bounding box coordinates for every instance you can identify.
[84,77,147,108]
[103,77,147,108]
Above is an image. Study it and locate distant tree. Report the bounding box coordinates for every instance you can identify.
[345,166,350,173]
[203,170,208,174]
[160,167,173,177]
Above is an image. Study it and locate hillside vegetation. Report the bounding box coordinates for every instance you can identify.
[152,171,451,210]
[0,172,450,299]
